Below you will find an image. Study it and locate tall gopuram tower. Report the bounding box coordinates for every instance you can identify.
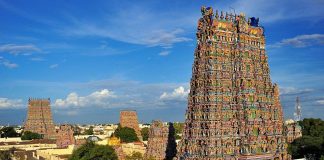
[24,98,56,139]
[177,6,288,160]
[119,110,142,140]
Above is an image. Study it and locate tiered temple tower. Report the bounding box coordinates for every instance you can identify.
[56,124,75,148]
[145,120,170,160]
[24,98,56,139]
[145,120,177,160]
[119,110,142,140]
[177,6,288,159]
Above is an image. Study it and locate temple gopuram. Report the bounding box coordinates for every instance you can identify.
[145,120,170,160]
[24,98,56,139]
[56,124,75,148]
[177,6,288,160]
[120,110,142,140]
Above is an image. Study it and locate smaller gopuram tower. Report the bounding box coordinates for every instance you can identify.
[24,98,56,139]
[119,110,142,140]
[145,120,169,160]
[56,124,75,148]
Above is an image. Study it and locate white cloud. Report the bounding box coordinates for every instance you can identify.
[160,86,190,101]
[280,87,313,95]
[0,98,23,109]
[61,5,192,49]
[0,44,41,55]
[317,100,324,105]
[316,100,324,105]
[54,89,116,108]
[270,34,324,48]
[0,56,18,68]
[159,51,170,56]
[10,79,190,109]
[30,57,46,61]
[49,64,59,69]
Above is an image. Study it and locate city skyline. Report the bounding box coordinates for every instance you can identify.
[1,0,324,125]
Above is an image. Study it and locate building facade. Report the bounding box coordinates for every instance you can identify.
[177,6,288,159]
[24,98,56,139]
[120,110,142,140]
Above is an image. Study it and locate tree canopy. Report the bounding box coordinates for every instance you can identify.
[83,126,94,135]
[288,118,324,159]
[125,152,143,160]
[114,126,139,143]
[300,118,324,137]
[69,142,118,160]
[0,150,12,160]
[140,127,149,141]
[173,122,184,140]
[0,127,19,138]
[21,131,42,140]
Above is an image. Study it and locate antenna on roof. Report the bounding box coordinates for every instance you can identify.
[294,97,302,121]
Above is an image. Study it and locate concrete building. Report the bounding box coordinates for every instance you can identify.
[36,145,75,160]
[121,142,146,156]
[0,139,56,151]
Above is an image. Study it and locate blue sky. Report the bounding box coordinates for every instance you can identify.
[0,0,323,125]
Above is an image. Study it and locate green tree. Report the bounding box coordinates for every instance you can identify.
[0,127,18,138]
[141,127,149,141]
[321,155,324,160]
[145,156,156,160]
[73,126,81,136]
[114,127,139,143]
[69,142,117,160]
[173,122,184,134]
[125,152,143,160]
[84,126,94,135]
[21,131,42,140]
[288,118,324,159]
[299,118,324,137]
[173,122,184,140]
[0,148,15,160]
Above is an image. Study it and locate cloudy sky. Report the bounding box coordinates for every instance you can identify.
[0,0,323,125]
